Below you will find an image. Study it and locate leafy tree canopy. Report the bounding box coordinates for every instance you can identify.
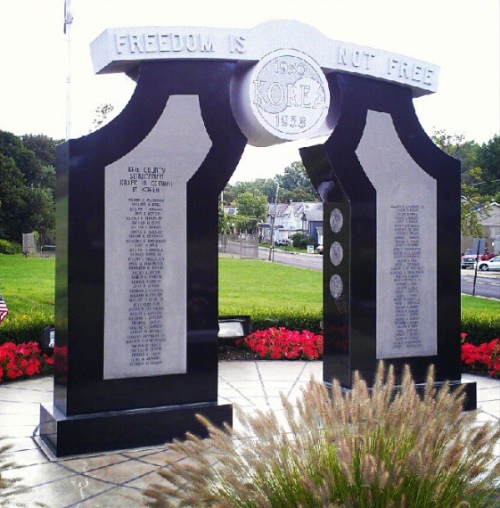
[0,130,44,186]
[224,131,499,238]
[431,130,499,236]
[20,133,62,167]
[0,130,58,244]
[276,161,316,197]
[0,153,29,240]
[235,191,268,221]
[224,161,319,205]
[476,134,500,200]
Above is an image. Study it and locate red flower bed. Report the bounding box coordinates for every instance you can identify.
[0,342,54,383]
[237,327,323,360]
[461,335,500,378]
[2,333,498,381]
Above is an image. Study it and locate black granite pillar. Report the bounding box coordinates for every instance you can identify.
[40,60,247,456]
[301,73,476,409]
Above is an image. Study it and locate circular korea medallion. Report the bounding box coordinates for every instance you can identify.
[330,241,343,266]
[330,208,344,233]
[231,48,331,146]
[329,274,343,299]
[250,49,330,141]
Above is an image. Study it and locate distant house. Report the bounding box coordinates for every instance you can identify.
[260,201,323,246]
[223,206,238,217]
[303,202,323,246]
[461,202,500,255]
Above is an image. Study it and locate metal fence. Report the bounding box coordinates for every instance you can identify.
[218,234,259,259]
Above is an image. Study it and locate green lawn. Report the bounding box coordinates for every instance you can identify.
[219,258,322,314]
[461,294,500,317]
[0,254,54,315]
[0,253,497,329]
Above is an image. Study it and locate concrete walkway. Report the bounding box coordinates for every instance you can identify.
[1,362,499,507]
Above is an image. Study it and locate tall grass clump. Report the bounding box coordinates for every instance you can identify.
[144,363,500,508]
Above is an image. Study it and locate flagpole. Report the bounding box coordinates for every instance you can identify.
[65,0,74,141]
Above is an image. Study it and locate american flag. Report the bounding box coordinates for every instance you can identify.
[0,290,8,324]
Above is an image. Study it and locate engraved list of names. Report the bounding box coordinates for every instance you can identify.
[103,96,212,379]
[390,205,426,354]
[355,110,437,360]
[126,193,167,370]
[104,162,187,380]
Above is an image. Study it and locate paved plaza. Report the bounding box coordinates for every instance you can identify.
[1,361,499,507]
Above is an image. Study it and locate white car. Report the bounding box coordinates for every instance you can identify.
[478,255,500,272]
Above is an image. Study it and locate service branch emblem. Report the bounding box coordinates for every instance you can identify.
[249,49,330,141]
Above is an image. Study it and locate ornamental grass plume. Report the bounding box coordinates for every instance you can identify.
[144,363,500,508]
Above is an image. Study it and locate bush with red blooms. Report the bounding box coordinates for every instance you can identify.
[0,342,54,383]
[237,327,323,360]
[461,333,500,378]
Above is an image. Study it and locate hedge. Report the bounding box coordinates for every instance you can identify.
[0,240,21,255]
[461,312,500,345]
[0,310,53,345]
[0,308,497,347]
[244,307,323,334]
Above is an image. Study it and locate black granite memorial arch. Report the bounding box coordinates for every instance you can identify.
[39,20,475,457]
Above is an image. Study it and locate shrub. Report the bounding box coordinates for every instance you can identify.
[462,312,500,345]
[0,309,54,345]
[144,363,500,507]
[0,240,21,255]
[290,232,315,249]
[231,309,496,343]
[234,307,322,334]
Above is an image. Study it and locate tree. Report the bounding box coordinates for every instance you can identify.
[251,178,279,202]
[218,202,230,234]
[460,167,489,238]
[0,131,44,186]
[275,161,319,202]
[20,134,62,168]
[38,164,56,191]
[431,130,489,236]
[25,186,55,247]
[221,184,236,205]
[0,130,57,244]
[233,192,268,233]
[0,154,28,241]
[476,134,500,199]
[235,192,268,221]
[432,130,479,170]
[223,179,278,205]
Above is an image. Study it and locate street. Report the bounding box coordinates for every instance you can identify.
[258,247,323,271]
[258,248,500,300]
[460,269,500,299]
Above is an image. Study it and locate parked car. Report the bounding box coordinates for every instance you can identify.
[477,255,500,272]
[480,252,495,261]
[461,256,477,269]
[462,248,495,262]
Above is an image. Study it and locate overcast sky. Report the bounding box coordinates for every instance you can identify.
[0,0,498,182]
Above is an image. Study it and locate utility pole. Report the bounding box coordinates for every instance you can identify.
[268,183,280,261]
